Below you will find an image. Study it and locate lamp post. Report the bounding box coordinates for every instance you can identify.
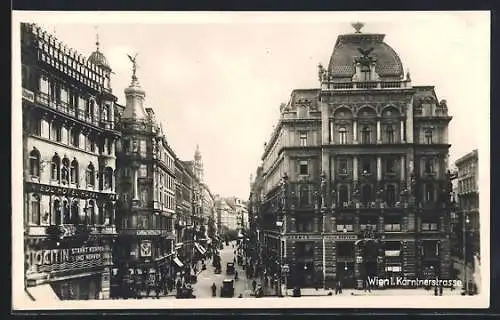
[463,213,470,293]
[276,220,284,297]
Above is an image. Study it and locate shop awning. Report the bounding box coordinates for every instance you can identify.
[194,242,207,255]
[173,257,184,268]
[26,284,60,302]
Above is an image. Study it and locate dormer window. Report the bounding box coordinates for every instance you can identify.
[361,65,371,81]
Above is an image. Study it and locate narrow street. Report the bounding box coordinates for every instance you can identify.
[193,241,254,298]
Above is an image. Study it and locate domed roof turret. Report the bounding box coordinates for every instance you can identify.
[88,33,111,71]
[327,23,404,80]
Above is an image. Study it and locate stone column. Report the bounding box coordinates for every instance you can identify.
[400,156,405,181]
[133,168,139,200]
[321,100,329,144]
[400,120,405,142]
[376,120,381,143]
[377,156,382,181]
[353,157,358,181]
[353,120,358,143]
[406,99,414,143]
[329,121,334,144]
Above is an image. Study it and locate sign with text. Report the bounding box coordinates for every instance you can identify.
[285,234,359,241]
[26,246,105,271]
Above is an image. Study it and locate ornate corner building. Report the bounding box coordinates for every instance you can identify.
[251,25,454,289]
[21,23,120,300]
[113,65,179,288]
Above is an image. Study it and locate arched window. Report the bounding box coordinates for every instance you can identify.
[424,129,433,144]
[71,201,80,224]
[54,199,61,225]
[425,184,435,202]
[63,199,70,224]
[361,127,371,144]
[339,185,349,207]
[386,185,396,206]
[86,163,95,186]
[104,167,113,190]
[61,158,70,184]
[30,194,40,225]
[70,159,79,184]
[51,154,60,181]
[361,184,372,204]
[385,125,395,144]
[29,148,40,177]
[338,127,347,144]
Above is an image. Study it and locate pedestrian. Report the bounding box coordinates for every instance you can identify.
[235,270,239,281]
[252,279,257,292]
[434,285,439,296]
[211,282,217,297]
[335,277,342,295]
[155,282,161,299]
[439,283,444,296]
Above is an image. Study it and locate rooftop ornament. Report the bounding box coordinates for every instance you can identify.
[351,22,365,33]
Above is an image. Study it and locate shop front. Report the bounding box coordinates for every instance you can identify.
[25,239,112,300]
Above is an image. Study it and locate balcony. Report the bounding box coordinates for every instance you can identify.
[322,80,411,91]
[22,88,109,130]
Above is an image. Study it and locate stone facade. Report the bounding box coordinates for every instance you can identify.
[252,25,454,289]
[21,23,119,300]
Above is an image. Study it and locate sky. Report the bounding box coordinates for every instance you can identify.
[14,11,490,199]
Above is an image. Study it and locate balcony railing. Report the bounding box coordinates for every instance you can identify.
[322,80,411,91]
[22,88,110,129]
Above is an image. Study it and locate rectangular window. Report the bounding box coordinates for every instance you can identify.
[361,158,371,174]
[299,160,308,175]
[139,165,148,177]
[424,158,434,174]
[299,132,307,147]
[51,123,62,142]
[60,86,68,104]
[385,158,396,173]
[338,158,348,174]
[71,130,79,147]
[139,140,147,157]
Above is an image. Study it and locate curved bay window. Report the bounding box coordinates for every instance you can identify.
[86,163,95,186]
[29,148,40,177]
[70,159,79,184]
[61,158,70,184]
[338,127,348,144]
[51,154,61,181]
[104,167,113,190]
[54,199,62,225]
[361,126,372,144]
[338,185,349,208]
[361,184,373,207]
[30,194,40,225]
[385,185,397,207]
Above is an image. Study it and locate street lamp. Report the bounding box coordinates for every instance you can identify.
[276,220,284,297]
[463,213,470,293]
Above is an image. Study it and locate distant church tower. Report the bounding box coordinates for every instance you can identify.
[194,144,204,182]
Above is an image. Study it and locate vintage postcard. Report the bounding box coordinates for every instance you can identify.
[11,11,490,310]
